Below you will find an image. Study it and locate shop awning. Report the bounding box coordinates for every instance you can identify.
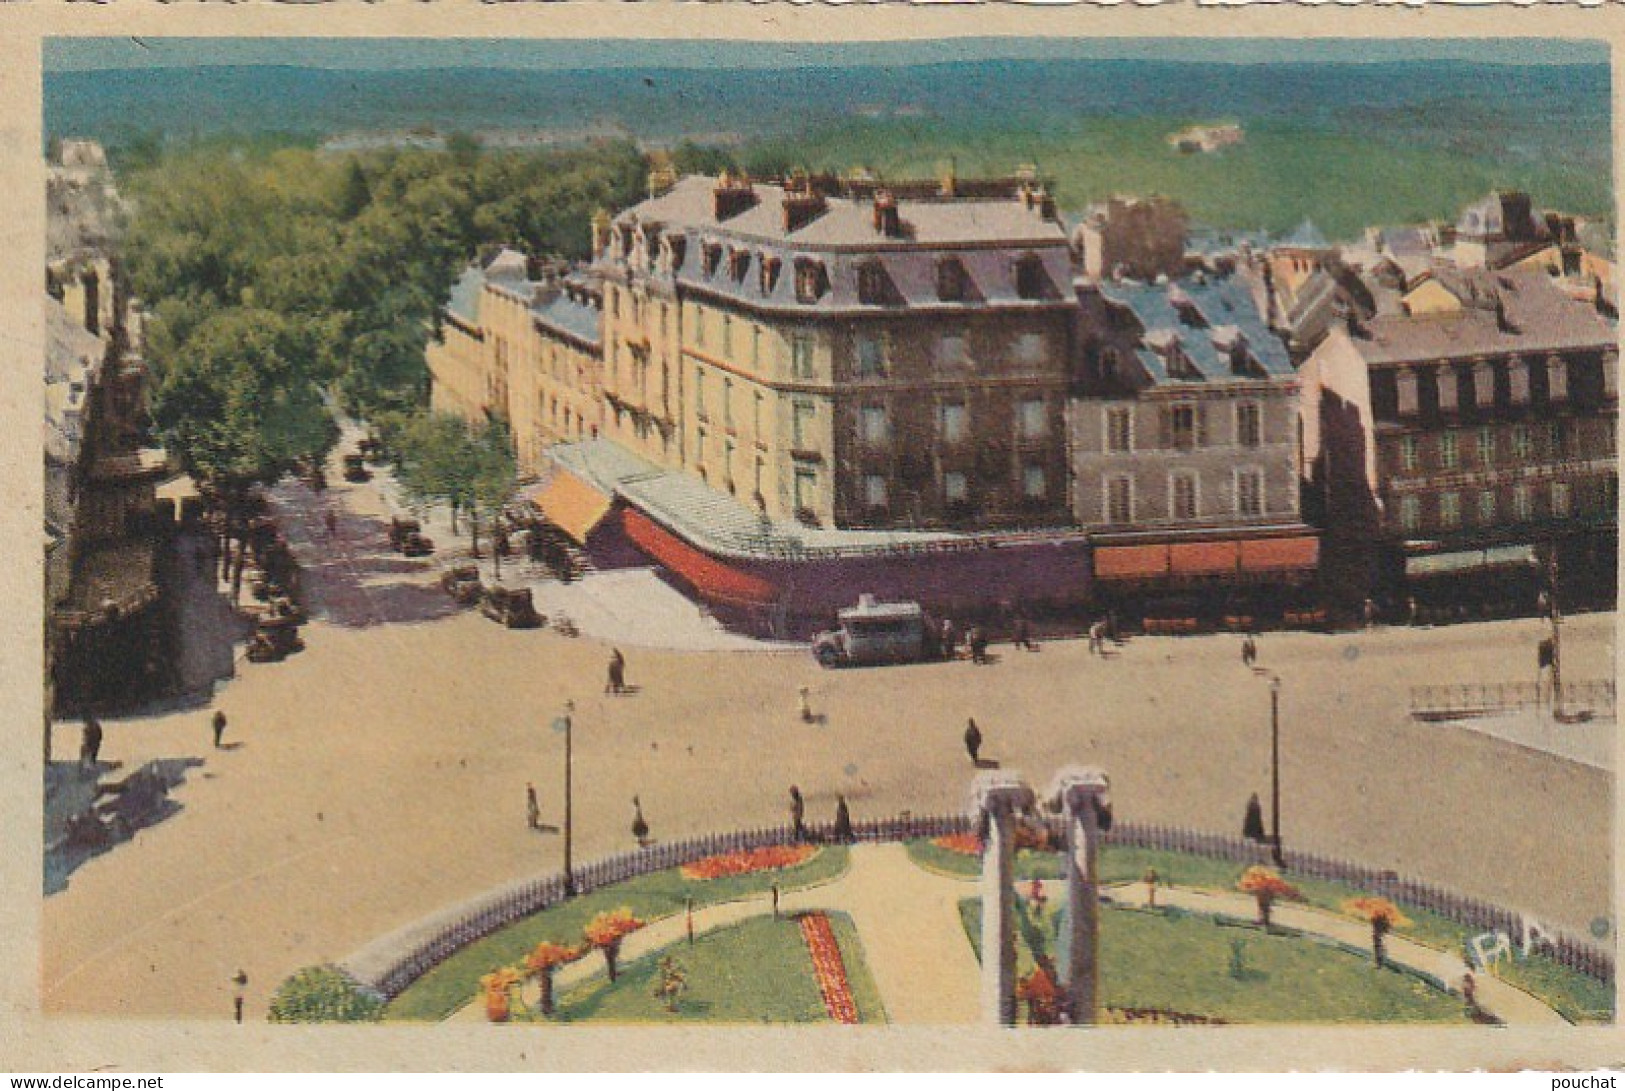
[1094,544,1169,580]
[1239,535,1319,573]
[1096,534,1320,581]
[525,469,614,544]
[1406,545,1538,578]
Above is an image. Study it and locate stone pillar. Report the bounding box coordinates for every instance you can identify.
[973,773,1035,1026]
[1049,767,1112,1026]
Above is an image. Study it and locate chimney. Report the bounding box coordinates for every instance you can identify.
[590,209,612,256]
[873,190,902,238]
[782,191,827,234]
[712,172,758,221]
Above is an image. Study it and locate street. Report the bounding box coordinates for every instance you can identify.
[41,454,1614,1020]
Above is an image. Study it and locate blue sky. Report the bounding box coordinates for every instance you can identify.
[44,36,1609,73]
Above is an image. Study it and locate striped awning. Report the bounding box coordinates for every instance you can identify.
[525,469,614,544]
[1406,545,1538,578]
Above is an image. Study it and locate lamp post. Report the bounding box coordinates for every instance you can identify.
[1267,674,1284,868]
[553,700,576,895]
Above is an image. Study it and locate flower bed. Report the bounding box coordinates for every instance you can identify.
[680,844,817,881]
[798,912,859,1024]
[933,833,982,856]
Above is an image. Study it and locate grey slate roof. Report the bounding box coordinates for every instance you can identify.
[1349,265,1616,366]
[530,291,602,348]
[444,265,485,325]
[609,175,1071,317]
[1096,272,1295,385]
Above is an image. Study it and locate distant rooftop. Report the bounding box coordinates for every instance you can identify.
[1095,271,1295,385]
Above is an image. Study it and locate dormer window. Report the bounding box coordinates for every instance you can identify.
[729,248,751,283]
[1014,254,1049,300]
[936,257,968,302]
[759,255,782,295]
[703,243,723,277]
[667,236,687,272]
[858,260,889,306]
[794,259,828,304]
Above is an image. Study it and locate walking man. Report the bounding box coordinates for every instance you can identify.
[833,795,853,842]
[789,785,806,842]
[324,509,338,538]
[80,715,103,772]
[1012,615,1035,652]
[1241,634,1258,668]
[526,782,541,830]
[940,618,957,661]
[211,710,228,749]
[605,648,626,695]
[1088,619,1106,655]
[968,625,988,665]
[963,718,983,766]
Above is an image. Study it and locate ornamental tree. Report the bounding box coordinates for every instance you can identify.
[1237,866,1302,930]
[583,908,645,983]
[522,941,582,1017]
[479,966,522,1022]
[1343,897,1412,968]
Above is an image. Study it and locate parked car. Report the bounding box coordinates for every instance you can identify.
[247,615,304,662]
[342,453,371,483]
[441,564,484,605]
[401,532,435,558]
[388,516,422,552]
[481,585,544,629]
[812,594,929,668]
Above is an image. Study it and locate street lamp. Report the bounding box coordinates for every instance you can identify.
[1266,673,1284,868]
[553,700,576,895]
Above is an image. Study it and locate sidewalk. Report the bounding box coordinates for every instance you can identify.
[1425,708,1614,772]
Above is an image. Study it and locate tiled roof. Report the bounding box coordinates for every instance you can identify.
[1095,272,1295,385]
[1348,266,1615,366]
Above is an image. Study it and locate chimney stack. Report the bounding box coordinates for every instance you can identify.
[712,171,758,221]
[873,190,902,238]
[782,191,828,234]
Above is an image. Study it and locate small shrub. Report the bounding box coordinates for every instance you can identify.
[267,965,384,1023]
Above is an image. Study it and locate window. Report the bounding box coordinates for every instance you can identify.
[944,471,969,504]
[1400,436,1420,473]
[1513,485,1533,521]
[1237,469,1264,516]
[703,244,722,277]
[795,260,828,303]
[1552,482,1572,517]
[1170,405,1198,451]
[1106,476,1133,524]
[938,332,970,369]
[1171,473,1198,520]
[936,258,966,302]
[721,315,733,358]
[753,391,764,436]
[692,304,706,348]
[856,335,887,378]
[1440,431,1459,470]
[1546,421,1565,459]
[861,405,890,445]
[794,468,817,512]
[1014,254,1048,300]
[939,403,968,445]
[1439,491,1461,528]
[695,426,707,474]
[1019,398,1047,440]
[1399,495,1421,532]
[1106,408,1133,453]
[751,325,761,367]
[1477,426,1496,467]
[1015,333,1046,366]
[693,366,707,418]
[1237,402,1262,448]
[792,401,815,449]
[1513,425,1533,460]
[858,261,888,305]
[1478,490,1497,524]
[722,378,733,428]
[1023,464,1047,499]
[791,335,815,379]
[864,474,888,509]
[723,438,736,491]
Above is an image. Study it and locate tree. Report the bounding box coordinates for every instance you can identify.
[393,412,516,560]
[479,966,521,1022]
[582,907,645,983]
[1237,866,1301,930]
[1343,897,1411,968]
[522,941,582,1018]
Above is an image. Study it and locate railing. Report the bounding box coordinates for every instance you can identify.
[335,813,1612,1005]
[1410,679,1616,719]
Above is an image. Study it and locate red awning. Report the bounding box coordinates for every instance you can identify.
[1094,544,1169,580]
[1168,540,1239,576]
[1239,536,1320,573]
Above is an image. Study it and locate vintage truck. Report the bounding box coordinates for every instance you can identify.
[812,594,930,668]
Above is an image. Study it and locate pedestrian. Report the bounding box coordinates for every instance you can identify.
[833,795,853,843]
[324,509,338,538]
[1013,615,1035,652]
[968,625,988,665]
[1243,792,1265,842]
[1408,595,1420,625]
[1088,620,1106,655]
[940,618,957,661]
[526,781,540,830]
[80,715,103,772]
[789,785,806,842]
[798,685,814,724]
[1461,969,1478,1016]
[1363,597,1378,628]
[963,717,983,766]
[605,648,626,695]
[1242,634,1257,668]
[231,969,248,1025]
[1143,867,1160,909]
[211,710,228,749]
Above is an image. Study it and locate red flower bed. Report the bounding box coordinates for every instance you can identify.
[798,912,859,1024]
[680,844,817,881]
[933,833,983,856]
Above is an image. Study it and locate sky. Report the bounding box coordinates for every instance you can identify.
[43,36,1610,73]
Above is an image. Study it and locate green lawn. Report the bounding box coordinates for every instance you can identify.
[960,899,1469,1025]
[384,846,849,1021]
[545,911,883,1024]
[910,839,1611,1024]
